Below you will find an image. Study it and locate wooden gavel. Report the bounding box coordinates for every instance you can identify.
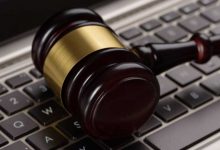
[32,8,220,140]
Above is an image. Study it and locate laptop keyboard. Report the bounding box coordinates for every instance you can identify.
[1,0,220,150]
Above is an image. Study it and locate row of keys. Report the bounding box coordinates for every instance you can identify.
[120,4,220,44]
[0,80,54,117]
[166,56,220,87]
[0,100,67,137]
[0,68,42,96]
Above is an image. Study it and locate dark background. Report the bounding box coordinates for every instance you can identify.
[0,0,107,42]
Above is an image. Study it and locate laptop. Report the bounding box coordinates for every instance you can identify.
[0,0,220,149]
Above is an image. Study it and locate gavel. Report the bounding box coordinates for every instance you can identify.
[32,8,220,140]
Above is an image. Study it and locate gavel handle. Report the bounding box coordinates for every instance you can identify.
[133,34,220,74]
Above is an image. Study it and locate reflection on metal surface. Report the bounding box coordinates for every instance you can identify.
[43,25,124,98]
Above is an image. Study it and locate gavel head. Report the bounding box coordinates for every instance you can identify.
[32,8,160,139]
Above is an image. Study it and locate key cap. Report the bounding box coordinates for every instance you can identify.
[179,16,210,33]
[201,6,220,23]
[160,11,181,22]
[26,127,68,150]
[201,74,220,95]
[0,113,38,140]
[199,0,217,6]
[145,100,220,150]
[103,136,134,149]
[166,65,202,86]
[0,134,8,147]
[29,100,68,126]
[30,68,43,78]
[64,138,103,150]
[0,84,7,95]
[122,142,150,150]
[157,76,177,97]
[120,28,142,40]
[210,26,220,35]
[155,26,188,43]
[176,86,212,109]
[140,19,162,31]
[135,116,162,137]
[24,80,54,102]
[180,3,200,14]
[5,73,32,89]
[155,97,187,122]
[57,117,85,140]
[1,141,31,150]
[131,35,163,47]
[191,56,220,74]
[0,91,33,115]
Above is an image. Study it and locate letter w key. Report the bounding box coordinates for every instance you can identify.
[29,100,68,126]
[41,107,53,115]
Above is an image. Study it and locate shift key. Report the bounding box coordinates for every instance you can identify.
[145,100,220,150]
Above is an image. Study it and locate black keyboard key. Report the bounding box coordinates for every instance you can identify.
[122,142,150,150]
[199,0,217,6]
[6,73,32,89]
[131,35,163,47]
[64,138,103,150]
[179,16,210,33]
[160,11,181,22]
[176,86,212,109]
[155,97,187,122]
[166,65,202,86]
[0,134,8,147]
[155,26,188,43]
[180,3,200,14]
[157,76,177,97]
[24,80,54,102]
[145,100,220,150]
[57,117,85,140]
[201,6,220,23]
[0,91,33,115]
[29,100,68,126]
[0,84,7,95]
[210,26,220,35]
[1,141,31,150]
[120,28,142,40]
[140,19,162,31]
[201,74,220,95]
[26,127,68,150]
[30,68,43,78]
[0,113,38,140]
[135,116,162,137]
[103,136,134,149]
[191,56,220,74]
